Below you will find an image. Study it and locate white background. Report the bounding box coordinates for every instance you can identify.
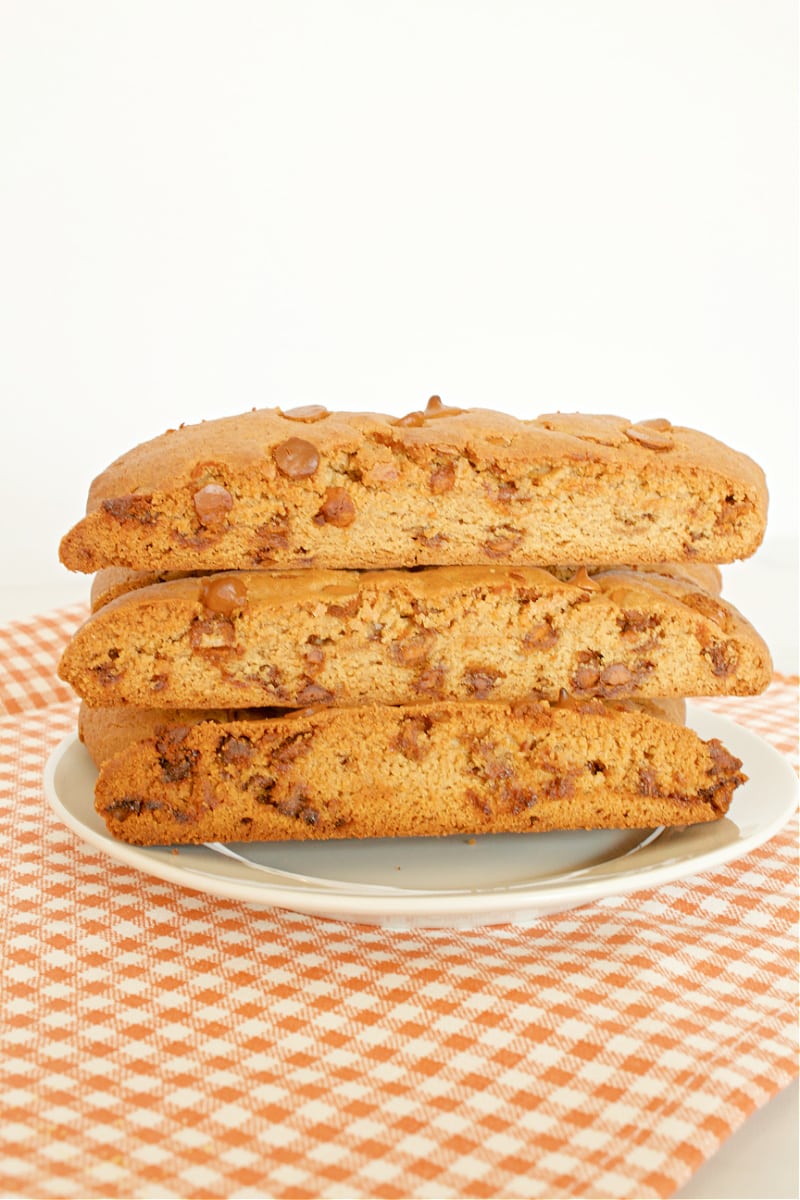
[1,2,797,590]
[0,5,797,1196]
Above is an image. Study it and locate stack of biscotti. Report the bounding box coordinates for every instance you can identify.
[58,398,771,846]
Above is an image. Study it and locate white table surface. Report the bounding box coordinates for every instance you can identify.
[4,540,797,1200]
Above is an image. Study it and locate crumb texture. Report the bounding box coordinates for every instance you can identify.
[60,566,771,709]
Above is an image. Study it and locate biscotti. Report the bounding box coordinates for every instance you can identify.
[89,699,743,846]
[60,565,771,709]
[59,400,767,572]
[88,560,724,611]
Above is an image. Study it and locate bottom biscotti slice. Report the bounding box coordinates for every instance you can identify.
[86,699,745,846]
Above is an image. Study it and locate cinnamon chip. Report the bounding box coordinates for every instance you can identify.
[392,411,427,428]
[625,422,675,451]
[193,484,233,527]
[199,576,248,615]
[569,566,602,592]
[313,488,356,528]
[273,438,320,478]
[429,462,456,494]
[425,395,465,418]
[392,396,466,426]
[280,405,330,423]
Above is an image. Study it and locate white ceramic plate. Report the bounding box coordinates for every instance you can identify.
[44,707,797,928]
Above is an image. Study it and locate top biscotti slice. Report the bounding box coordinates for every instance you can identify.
[58,564,772,709]
[59,400,768,572]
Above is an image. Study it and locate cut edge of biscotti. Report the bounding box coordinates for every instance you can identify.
[59,565,772,710]
[82,697,744,846]
[58,403,768,572]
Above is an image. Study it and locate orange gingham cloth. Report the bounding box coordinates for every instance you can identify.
[0,604,797,1200]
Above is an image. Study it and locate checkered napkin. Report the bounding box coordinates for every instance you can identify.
[1,606,797,1200]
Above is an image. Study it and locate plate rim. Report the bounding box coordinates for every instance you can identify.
[43,706,798,924]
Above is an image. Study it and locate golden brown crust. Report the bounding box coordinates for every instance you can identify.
[60,402,768,572]
[89,699,744,845]
[61,566,771,710]
[88,560,723,611]
[79,697,688,768]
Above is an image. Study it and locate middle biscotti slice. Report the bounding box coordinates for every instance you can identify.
[59,565,771,708]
